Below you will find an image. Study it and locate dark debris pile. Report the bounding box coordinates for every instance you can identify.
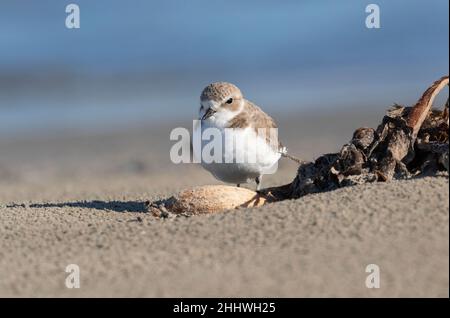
[267,76,449,200]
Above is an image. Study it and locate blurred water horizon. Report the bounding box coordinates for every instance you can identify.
[0,0,448,138]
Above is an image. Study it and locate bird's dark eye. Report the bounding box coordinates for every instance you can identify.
[226,98,233,104]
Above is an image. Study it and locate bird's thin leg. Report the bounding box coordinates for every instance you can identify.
[255,176,262,191]
[236,184,241,188]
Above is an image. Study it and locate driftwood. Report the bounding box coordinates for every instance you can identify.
[148,76,449,216]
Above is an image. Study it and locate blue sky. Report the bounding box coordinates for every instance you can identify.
[0,0,448,136]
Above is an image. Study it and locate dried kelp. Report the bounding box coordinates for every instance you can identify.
[267,75,449,200]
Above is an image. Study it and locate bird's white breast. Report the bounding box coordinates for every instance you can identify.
[194,116,281,184]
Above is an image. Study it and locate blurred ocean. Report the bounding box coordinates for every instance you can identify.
[0,0,448,137]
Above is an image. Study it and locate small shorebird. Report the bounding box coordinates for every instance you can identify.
[195,82,286,190]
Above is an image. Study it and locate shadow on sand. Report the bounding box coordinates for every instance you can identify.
[25,200,148,213]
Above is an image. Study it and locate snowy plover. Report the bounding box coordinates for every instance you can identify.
[195,82,286,190]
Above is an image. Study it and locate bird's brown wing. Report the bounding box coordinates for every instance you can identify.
[229,100,284,152]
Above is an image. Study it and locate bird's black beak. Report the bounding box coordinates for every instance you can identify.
[202,107,216,120]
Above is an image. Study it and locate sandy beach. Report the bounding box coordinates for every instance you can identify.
[0,0,448,300]
[0,111,448,297]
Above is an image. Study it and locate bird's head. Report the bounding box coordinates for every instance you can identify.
[199,82,244,123]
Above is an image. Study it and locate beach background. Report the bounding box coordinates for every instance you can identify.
[0,0,448,297]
